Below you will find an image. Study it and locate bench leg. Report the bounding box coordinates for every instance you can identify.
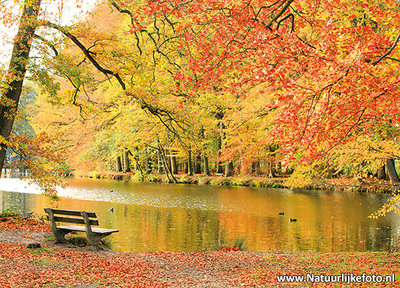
[86,234,101,248]
[86,233,113,248]
[46,209,68,243]
[53,229,69,243]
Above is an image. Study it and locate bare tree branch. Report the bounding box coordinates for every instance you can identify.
[33,34,58,55]
[276,13,294,32]
[45,21,127,90]
[109,0,143,55]
[373,32,400,66]
[264,0,295,30]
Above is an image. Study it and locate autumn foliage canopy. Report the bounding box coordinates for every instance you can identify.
[1,0,400,196]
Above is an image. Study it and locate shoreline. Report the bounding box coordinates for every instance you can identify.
[78,171,395,194]
[0,216,399,287]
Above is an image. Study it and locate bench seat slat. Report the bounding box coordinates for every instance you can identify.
[46,208,96,218]
[46,216,99,226]
[58,225,119,234]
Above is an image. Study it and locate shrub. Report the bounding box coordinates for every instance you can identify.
[213,236,247,251]
[131,171,144,183]
[231,177,250,186]
[249,180,263,187]
[87,171,101,179]
[179,175,190,184]
[210,178,232,186]
[145,174,159,182]
[197,176,211,185]
[0,208,18,217]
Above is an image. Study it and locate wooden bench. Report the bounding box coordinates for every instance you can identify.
[44,208,118,247]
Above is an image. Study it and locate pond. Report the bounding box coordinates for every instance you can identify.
[0,178,399,253]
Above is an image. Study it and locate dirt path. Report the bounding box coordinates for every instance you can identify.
[0,232,269,288]
[0,217,267,287]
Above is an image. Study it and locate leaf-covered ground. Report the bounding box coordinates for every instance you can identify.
[0,216,399,287]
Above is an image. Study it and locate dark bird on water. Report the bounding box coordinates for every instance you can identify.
[279,212,284,215]
[290,218,297,222]
[109,208,114,213]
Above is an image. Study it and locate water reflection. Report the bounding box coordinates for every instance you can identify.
[0,178,399,252]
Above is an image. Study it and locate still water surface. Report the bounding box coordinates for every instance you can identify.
[0,178,399,252]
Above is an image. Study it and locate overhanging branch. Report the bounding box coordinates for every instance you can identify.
[264,0,295,30]
[45,21,126,90]
[43,19,187,146]
[33,34,58,55]
[373,32,400,66]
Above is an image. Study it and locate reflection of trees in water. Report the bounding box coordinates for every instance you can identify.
[113,205,220,252]
[0,190,30,214]
[0,182,399,252]
[1,169,29,178]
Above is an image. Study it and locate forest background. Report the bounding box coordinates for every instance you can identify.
[1,0,400,217]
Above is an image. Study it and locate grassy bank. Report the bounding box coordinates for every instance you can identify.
[79,170,395,194]
[1,216,399,287]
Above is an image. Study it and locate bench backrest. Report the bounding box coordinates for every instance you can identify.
[44,208,99,226]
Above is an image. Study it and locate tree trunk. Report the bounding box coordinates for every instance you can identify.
[171,154,178,174]
[386,159,399,183]
[144,148,152,174]
[252,161,260,176]
[157,149,163,173]
[123,150,130,172]
[224,162,233,177]
[187,149,193,176]
[276,161,282,176]
[146,157,152,174]
[116,156,122,172]
[204,155,211,176]
[195,154,201,174]
[158,144,178,183]
[200,127,211,176]
[377,165,386,180]
[0,0,41,176]
[168,149,177,174]
[268,157,275,178]
[216,122,224,173]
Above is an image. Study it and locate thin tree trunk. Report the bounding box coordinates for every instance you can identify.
[123,150,130,172]
[200,127,211,176]
[158,143,177,183]
[116,156,122,172]
[377,165,386,180]
[268,157,275,178]
[224,162,233,177]
[216,121,224,173]
[146,157,152,173]
[195,154,201,174]
[252,161,260,176]
[157,149,163,173]
[170,150,178,174]
[144,148,152,174]
[0,0,41,176]
[187,148,193,176]
[276,161,282,176]
[171,156,177,174]
[386,159,399,183]
[204,155,211,176]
